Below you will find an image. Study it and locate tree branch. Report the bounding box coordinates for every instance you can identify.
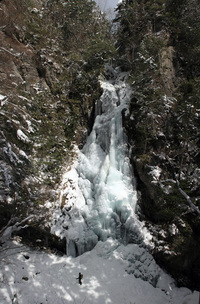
[0,215,35,239]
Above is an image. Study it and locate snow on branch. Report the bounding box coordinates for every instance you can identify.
[0,47,20,57]
[166,156,200,215]
[0,215,35,240]
[176,180,200,215]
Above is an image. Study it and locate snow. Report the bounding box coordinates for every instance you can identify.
[0,94,7,106]
[168,224,179,236]
[3,143,22,165]
[148,165,162,183]
[17,129,31,143]
[0,94,5,100]
[18,149,29,160]
[31,8,39,14]
[0,238,198,304]
[2,164,13,187]
[163,95,176,110]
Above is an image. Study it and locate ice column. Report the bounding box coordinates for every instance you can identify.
[66,74,148,256]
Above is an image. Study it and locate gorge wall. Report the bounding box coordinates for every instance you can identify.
[115,0,200,289]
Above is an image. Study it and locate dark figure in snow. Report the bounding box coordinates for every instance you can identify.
[77,272,83,285]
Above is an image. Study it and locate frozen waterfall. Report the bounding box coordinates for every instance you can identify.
[52,70,151,257]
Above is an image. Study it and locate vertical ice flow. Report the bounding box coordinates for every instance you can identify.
[66,73,150,256]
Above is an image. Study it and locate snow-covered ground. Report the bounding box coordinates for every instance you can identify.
[0,238,198,304]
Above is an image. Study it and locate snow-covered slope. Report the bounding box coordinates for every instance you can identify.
[0,238,198,304]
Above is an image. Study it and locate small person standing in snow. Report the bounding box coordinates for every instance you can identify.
[77,272,83,285]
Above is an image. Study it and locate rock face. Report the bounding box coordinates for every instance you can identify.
[0,30,35,226]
